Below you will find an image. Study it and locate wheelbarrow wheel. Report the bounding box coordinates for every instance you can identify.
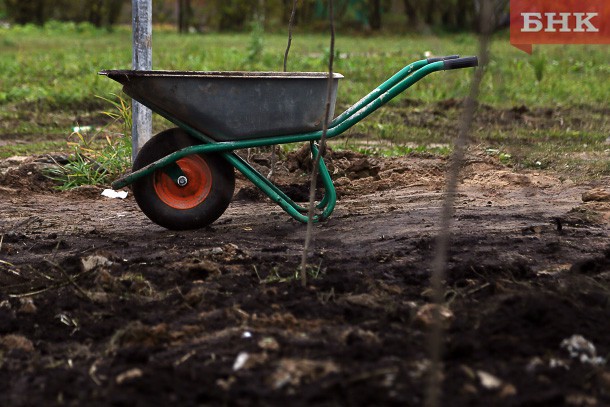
[132,128,235,230]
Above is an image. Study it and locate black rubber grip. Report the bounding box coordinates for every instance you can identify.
[426,55,460,63]
[443,56,478,70]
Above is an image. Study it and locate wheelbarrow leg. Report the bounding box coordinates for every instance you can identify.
[221,146,337,223]
[223,152,308,213]
[310,142,337,221]
[222,152,314,222]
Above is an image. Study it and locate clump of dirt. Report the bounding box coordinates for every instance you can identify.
[285,144,381,180]
[0,156,59,193]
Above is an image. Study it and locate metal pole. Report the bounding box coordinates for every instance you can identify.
[132,0,153,162]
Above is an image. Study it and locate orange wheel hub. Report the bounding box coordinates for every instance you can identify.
[154,155,212,210]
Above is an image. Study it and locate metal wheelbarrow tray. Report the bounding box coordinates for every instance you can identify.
[102,70,342,141]
[100,55,478,230]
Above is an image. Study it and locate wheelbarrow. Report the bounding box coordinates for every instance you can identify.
[100,55,478,230]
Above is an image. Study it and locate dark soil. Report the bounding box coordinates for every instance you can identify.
[1,150,609,406]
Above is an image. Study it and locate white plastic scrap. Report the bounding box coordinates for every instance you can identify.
[232,352,249,371]
[477,370,503,390]
[73,126,93,133]
[101,189,128,199]
[549,358,570,370]
[81,254,113,272]
[560,334,606,366]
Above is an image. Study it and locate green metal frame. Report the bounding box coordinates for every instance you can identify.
[112,59,449,222]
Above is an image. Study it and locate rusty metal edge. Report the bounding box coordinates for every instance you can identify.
[99,70,344,79]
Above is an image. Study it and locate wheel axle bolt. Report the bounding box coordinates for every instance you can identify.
[177,176,188,187]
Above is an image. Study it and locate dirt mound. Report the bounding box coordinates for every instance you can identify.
[0,155,71,193]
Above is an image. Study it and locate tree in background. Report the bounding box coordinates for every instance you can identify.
[4,0,47,25]
[0,0,5,19]
[4,0,125,27]
[85,0,124,27]
[368,0,382,30]
[400,0,507,32]
[217,0,255,31]
[177,0,191,33]
[2,0,507,32]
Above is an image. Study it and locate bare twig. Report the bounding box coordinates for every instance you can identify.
[9,287,59,298]
[45,259,93,302]
[267,145,278,181]
[300,0,335,286]
[424,2,493,406]
[0,261,21,280]
[283,0,299,72]
[50,238,64,262]
[268,0,300,181]
[0,259,14,267]
[89,359,104,386]
[6,263,96,297]
[32,267,56,281]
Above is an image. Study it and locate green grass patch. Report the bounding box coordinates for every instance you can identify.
[2,24,608,112]
[43,130,131,190]
[0,141,71,159]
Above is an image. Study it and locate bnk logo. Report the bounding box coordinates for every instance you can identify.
[510,0,610,53]
[522,12,599,32]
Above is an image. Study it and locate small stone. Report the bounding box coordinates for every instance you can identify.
[582,188,610,202]
[233,352,249,371]
[477,370,502,390]
[216,376,236,391]
[269,358,339,389]
[115,368,143,384]
[258,336,280,351]
[561,334,606,365]
[521,224,545,235]
[18,298,37,314]
[499,383,518,398]
[461,384,478,395]
[413,304,454,329]
[0,334,34,352]
[565,393,598,406]
[526,357,543,372]
[184,286,206,306]
[88,292,110,303]
[232,352,268,371]
[341,293,382,309]
[94,269,117,289]
[340,328,381,346]
[333,177,351,187]
[549,358,570,369]
[81,254,112,272]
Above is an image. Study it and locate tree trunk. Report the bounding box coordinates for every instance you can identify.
[88,0,104,27]
[402,0,418,27]
[177,0,191,33]
[369,0,381,30]
[425,0,436,26]
[106,0,124,27]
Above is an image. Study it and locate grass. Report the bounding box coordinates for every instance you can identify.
[42,93,132,190]
[43,130,131,190]
[0,22,609,185]
[253,262,324,284]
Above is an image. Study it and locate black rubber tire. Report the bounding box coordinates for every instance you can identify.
[132,128,235,230]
